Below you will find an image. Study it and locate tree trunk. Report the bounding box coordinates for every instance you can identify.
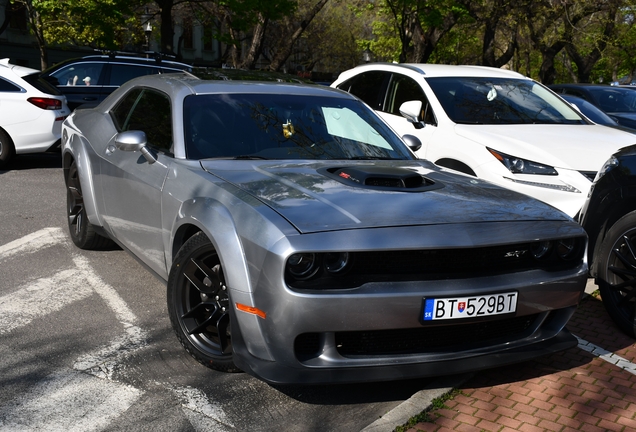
[0,0,10,36]
[565,2,619,83]
[239,12,268,69]
[154,0,174,54]
[268,0,330,72]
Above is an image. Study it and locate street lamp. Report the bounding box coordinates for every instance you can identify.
[362,48,373,63]
[141,7,153,52]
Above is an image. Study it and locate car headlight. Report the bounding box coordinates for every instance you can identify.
[287,253,320,280]
[487,148,557,175]
[593,155,618,183]
[286,252,353,283]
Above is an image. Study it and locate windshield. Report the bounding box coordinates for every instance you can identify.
[427,77,586,125]
[183,93,415,160]
[586,87,636,113]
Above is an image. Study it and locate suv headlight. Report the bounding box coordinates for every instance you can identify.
[487,148,557,175]
[593,155,618,183]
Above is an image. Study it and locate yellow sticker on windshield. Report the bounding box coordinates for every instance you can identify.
[283,120,295,138]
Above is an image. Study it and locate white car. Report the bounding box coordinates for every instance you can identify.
[0,58,70,167]
[332,63,636,217]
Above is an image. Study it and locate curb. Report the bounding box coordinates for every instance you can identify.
[360,373,473,432]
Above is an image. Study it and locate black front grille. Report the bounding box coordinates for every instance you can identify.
[295,314,538,357]
[287,238,586,290]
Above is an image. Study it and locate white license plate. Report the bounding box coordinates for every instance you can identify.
[422,292,518,321]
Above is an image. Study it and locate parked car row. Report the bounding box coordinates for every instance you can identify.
[2,55,634,384]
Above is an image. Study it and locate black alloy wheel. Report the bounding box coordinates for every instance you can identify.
[597,211,636,338]
[167,232,240,372]
[66,161,113,250]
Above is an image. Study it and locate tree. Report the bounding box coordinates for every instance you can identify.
[564,0,621,82]
[10,0,145,69]
[265,0,329,71]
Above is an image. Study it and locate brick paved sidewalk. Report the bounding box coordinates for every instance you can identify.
[401,294,636,432]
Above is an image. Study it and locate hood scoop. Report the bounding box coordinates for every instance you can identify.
[319,166,443,192]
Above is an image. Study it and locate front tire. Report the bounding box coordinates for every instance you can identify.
[66,161,113,250]
[597,211,636,338]
[167,232,240,372]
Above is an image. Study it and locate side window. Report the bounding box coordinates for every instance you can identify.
[0,77,22,92]
[123,89,173,153]
[386,74,436,125]
[336,71,388,110]
[108,64,159,86]
[110,88,143,131]
[50,62,105,87]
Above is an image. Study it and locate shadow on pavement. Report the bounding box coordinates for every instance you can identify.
[0,153,62,173]
[271,376,435,405]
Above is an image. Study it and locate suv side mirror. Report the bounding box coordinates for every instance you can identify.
[399,100,425,129]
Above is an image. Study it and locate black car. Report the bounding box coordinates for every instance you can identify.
[560,94,636,133]
[579,145,636,337]
[36,53,192,110]
[550,83,636,130]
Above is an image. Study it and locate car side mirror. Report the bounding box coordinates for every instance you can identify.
[399,100,424,128]
[115,130,156,164]
[402,134,422,152]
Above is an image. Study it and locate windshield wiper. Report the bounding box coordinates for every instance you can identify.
[349,156,397,160]
[233,155,269,160]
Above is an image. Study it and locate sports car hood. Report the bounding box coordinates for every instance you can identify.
[454,124,636,172]
[201,160,570,234]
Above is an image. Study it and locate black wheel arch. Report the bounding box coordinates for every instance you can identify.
[435,158,476,176]
[588,200,636,278]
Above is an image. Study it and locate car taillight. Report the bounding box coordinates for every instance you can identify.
[27,97,62,110]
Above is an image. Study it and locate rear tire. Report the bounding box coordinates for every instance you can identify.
[0,129,15,168]
[66,160,113,250]
[167,232,241,372]
[597,211,636,338]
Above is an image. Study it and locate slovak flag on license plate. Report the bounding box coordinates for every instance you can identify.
[458,302,466,313]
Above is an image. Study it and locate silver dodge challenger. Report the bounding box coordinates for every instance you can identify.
[61,73,588,384]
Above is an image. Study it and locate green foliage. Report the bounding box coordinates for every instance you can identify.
[13,0,145,49]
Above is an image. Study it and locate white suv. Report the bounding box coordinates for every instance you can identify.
[0,59,70,167]
[332,63,636,217]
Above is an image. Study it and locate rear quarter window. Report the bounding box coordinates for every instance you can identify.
[0,77,22,92]
[22,73,62,95]
[336,71,388,110]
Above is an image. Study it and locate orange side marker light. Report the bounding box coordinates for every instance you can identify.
[236,303,267,319]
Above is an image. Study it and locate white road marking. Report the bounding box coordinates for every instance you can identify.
[0,227,66,262]
[0,268,93,335]
[71,255,149,379]
[73,323,148,380]
[172,386,236,431]
[0,369,142,432]
[576,335,636,375]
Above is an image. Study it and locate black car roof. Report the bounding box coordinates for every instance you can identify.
[41,53,192,74]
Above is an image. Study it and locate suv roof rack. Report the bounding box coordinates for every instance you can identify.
[91,49,179,63]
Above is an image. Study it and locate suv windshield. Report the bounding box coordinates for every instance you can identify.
[184,94,415,160]
[427,77,586,125]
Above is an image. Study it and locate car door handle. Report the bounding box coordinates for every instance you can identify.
[83,97,97,101]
